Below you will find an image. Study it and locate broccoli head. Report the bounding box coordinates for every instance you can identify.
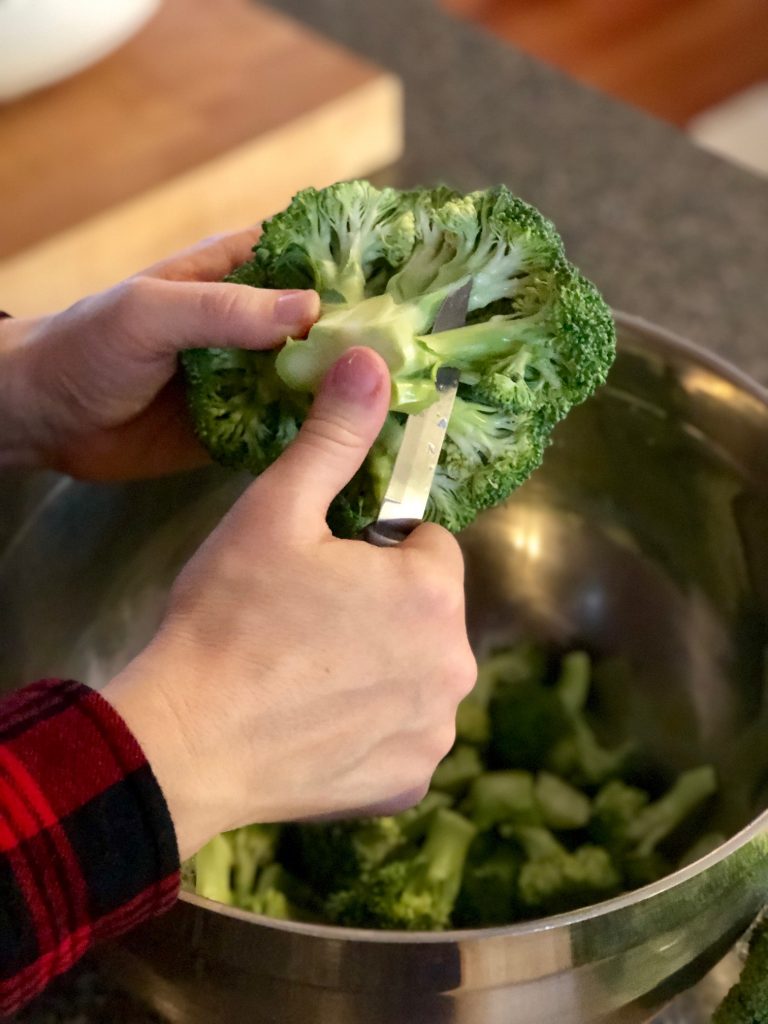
[183,181,615,536]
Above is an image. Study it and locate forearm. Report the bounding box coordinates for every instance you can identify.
[0,678,180,1015]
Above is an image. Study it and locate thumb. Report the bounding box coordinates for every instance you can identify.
[265,347,391,525]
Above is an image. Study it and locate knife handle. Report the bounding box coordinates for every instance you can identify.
[361,518,422,548]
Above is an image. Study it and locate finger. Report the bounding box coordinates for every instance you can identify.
[139,226,262,282]
[400,521,466,581]
[124,277,320,355]
[262,347,391,525]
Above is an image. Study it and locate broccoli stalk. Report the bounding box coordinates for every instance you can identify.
[534,772,592,830]
[462,771,539,831]
[195,833,234,905]
[183,182,615,536]
[231,823,281,905]
[625,766,717,857]
[327,808,477,930]
[431,744,484,795]
[590,769,717,888]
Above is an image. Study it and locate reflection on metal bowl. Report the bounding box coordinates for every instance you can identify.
[1,313,768,1022]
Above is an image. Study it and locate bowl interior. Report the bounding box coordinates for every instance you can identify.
[2,315,768,843]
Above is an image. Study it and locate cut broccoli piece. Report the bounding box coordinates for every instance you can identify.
[489,679,571,771]
[535,772,592,830]
[454,833,523,927]
[194,832,234,905]
[507,826,621,916]
[624,766,717,857]
[326,808,476,930]
[456,645,545,747]
[183,181,615,536]
[677,831,726,869]
[590,770,717,890]
[713,919,768,1023]
[394,790,454,842]
[555,650,591,714]
[431,744,484,795]
[281,816,405,898]
[590,780,651,851]
[231,823,281,905]
[248,863,300,920]
[462,771,539,831]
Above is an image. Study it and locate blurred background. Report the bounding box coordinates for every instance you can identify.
[441,0,768,175]
[1,0,766,320]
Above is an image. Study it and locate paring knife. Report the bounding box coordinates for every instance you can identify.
[363,278,473,547]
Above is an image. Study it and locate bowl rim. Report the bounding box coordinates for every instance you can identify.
[179,311,768,943]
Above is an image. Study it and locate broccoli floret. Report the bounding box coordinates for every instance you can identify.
[590,780,651,851]
[507,826,621,916]
[231,823,281,905]
[713,919,768,1023]
[248,863,300,920]
[281,816,405,898]
[590,770,717,889]
[327,808,476,930]
[535,772,591,830]
[183,181,615,536]
[456,645,545,747]
[462,771,539,831]
[394,790,454,842]
[624,766,717,857]
[431,744,484,795]
[489,679,571,771]
[194,832,234,905]
[454,833,523,927]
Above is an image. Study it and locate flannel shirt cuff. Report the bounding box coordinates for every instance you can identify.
[0,678,180,1015]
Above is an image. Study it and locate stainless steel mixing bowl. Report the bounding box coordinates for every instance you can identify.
[2,313,768,1023]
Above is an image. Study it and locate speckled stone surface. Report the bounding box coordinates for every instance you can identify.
[271,0,768,384]
[5,2,766,1021]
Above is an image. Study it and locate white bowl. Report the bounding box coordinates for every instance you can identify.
[0,0,161,102]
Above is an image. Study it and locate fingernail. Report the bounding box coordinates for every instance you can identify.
[326,348,385,402]
[274,289,319,325]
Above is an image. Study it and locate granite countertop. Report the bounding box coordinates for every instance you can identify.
[273,0,768,382]
[6,1,768,1021]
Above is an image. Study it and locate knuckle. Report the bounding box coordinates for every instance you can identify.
[197,285,243,325]
[299,414,363,455]
[446,647,478,700]
[111,275,154,317]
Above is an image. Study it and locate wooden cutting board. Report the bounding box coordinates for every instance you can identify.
[0,0,403,316]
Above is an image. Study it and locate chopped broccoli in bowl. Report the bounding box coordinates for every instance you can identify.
[187,645,719,932]
[182,180,616,536]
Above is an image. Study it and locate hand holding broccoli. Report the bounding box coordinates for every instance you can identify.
[103,346,477,860]
[0,227,320,479]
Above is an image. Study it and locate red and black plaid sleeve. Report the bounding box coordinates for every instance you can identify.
[0,678,180,1015]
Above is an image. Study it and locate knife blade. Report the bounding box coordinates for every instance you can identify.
[363,279,472,547]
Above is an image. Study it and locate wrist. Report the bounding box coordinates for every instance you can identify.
[101,642,221,861]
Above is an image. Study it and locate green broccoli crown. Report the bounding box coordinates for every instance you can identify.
[182,180,615,536]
